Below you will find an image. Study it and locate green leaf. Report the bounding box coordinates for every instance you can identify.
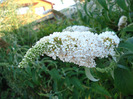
[32,69,39,85]
[116,0,129,11]
[126,37,133,44]
[117,64,129,70]
[114,67,133,95]
[84,1,91,17]
[129,0,133,11]
[27,81,34,88]
[49,68,61,81]
[0,63,9,67]
[25,66,32,75]
[72,87,79,99]
[123,23,133,32]
[97,0,108,11]
[119,42,133,52]
[38,93,49,97]
[71,77,83,90]
[104,11,111,22]
[85,67,99,82]
[65,77,70,87]
[118,52,133,63]
[91,83,111,97]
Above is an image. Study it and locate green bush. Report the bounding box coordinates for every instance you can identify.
[0,18,83,98]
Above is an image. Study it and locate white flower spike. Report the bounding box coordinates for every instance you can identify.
[118,16,127,31]
[18,26,120,68]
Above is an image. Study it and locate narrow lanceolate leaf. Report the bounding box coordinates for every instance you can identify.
[97,0,108,11]
[38,93,49,97]
[114,67,133,95]
[49,68,61,81]
[129,0,133,11]
[25,66,32,75]
[32,69,39,85]
[117,64,130,70]
[116,0,129,11]
[71,77,84,90]
[84,1,91,17]
[91,83,111,97]
[85,67,99,82]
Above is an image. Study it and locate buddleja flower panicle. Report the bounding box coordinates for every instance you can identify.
[18,26,120,68]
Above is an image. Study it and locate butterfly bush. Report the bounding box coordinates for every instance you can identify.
[18,25,120,68]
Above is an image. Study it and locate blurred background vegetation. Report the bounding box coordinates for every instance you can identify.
[0,0,133,99]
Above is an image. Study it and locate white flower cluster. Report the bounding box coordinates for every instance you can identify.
[62,25,91,32]
[18,29,120,68]
[118,16,127,30]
